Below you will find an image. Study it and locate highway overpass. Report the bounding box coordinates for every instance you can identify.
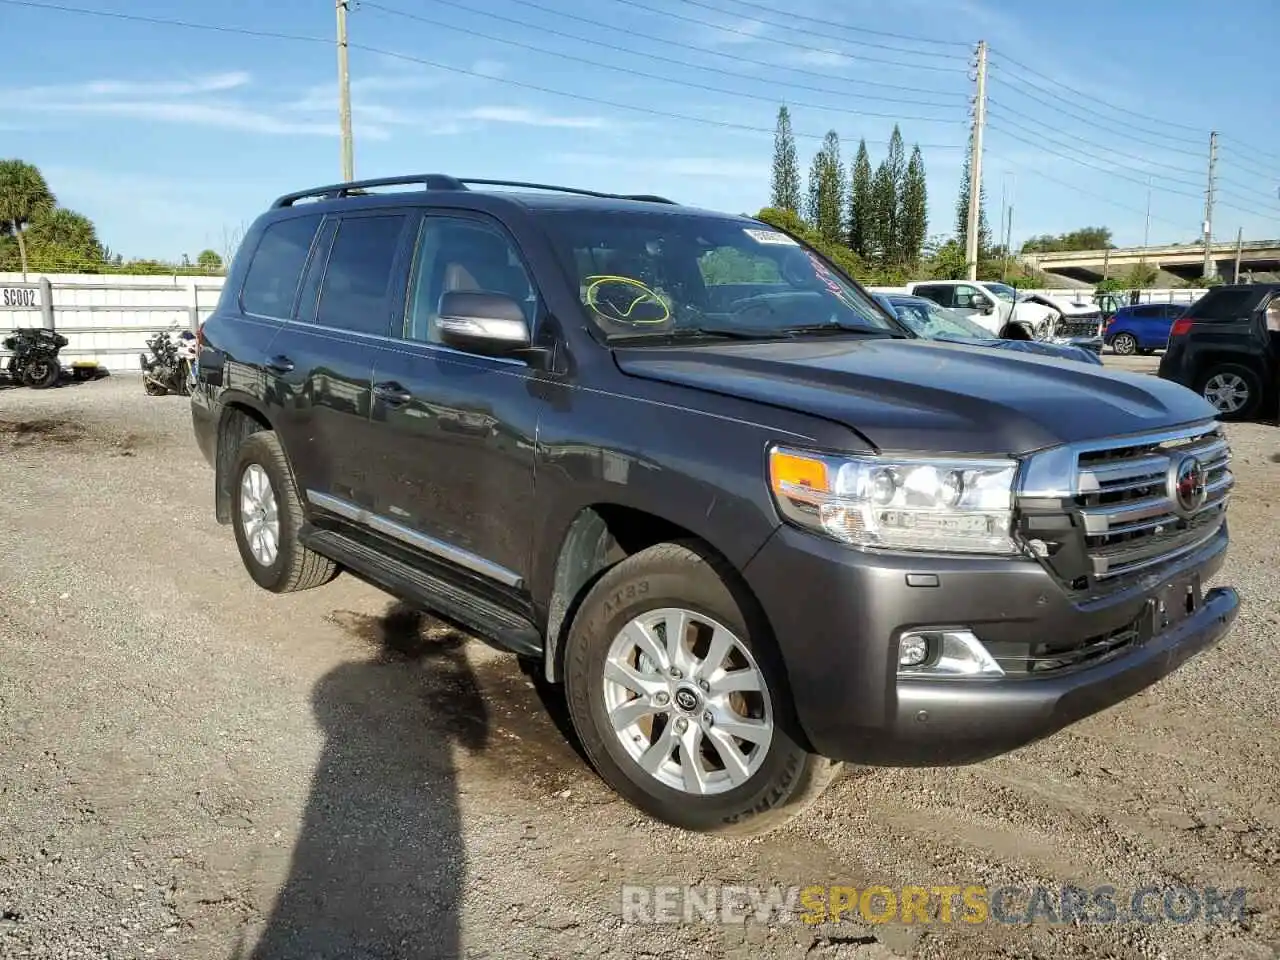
[1021,240,1280,283]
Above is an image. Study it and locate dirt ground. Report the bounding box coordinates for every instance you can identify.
[0,372,1277,960]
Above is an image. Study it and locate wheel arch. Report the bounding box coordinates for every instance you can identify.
[540,503,776,687]
[214,397,273,525]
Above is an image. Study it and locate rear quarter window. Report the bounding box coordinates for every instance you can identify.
[240,215,323,319]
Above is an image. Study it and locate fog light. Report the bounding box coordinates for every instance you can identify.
[899,634,930,666]
[897,629,1004,678]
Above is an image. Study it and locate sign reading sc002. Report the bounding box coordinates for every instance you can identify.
[2,287,39,308]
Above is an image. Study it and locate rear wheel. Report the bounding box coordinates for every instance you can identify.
[564,541,840,836]
[1110,332,1138,355]
[1198,363,1261,421]
[230,430,338,593]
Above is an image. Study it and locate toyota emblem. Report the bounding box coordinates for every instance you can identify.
[1170,454,1207,515]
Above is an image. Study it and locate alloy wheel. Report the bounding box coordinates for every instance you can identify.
[239,463,281,566]
[1203,373,1250,414]
[601,607,773,796]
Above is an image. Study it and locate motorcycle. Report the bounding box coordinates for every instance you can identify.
[2,327,69,389]
[140,326,198,397]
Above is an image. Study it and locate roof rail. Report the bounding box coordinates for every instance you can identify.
[271,174,467,208]
[457,179,677,204]
[269,174,679,209]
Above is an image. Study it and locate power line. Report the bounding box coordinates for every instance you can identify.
[986,75,1206,155]
[362,0,964,110]
[603,0,970,73]
[360,3,963,125]
[987,47,1204,136]
[1217,134,1280,169]
[379,0,966,100]
[985,105,1204,191]
[654,0,969,57]
[986,150,1189,232]
[986,101,1204,182]
[352,40,967,149]
[987,122,1264,221]
[686,0,969,48]
[1215,143,1280,183]
[0,0,329,44]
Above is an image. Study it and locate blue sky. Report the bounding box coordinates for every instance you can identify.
[4,0,1278,261]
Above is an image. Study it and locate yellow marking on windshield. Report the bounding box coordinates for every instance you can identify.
[584,275,671,324]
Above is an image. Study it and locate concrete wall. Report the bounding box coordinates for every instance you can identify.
[0,273,227,372]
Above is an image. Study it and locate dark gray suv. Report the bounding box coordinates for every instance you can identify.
[192,175,1240,834]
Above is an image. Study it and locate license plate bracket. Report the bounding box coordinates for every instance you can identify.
[1139,570,1204,640]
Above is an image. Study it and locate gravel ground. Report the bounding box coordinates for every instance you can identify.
[1,372,1277,960]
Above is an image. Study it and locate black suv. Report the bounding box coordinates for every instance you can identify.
[192,175,1240,834]
[1158,283,1280,421]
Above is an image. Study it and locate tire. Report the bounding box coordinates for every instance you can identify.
[564,540,840,836]
[143,377,166,396]
[1111,332,1138,355]
[22,360,59,389]
[1197,363,1262,421]
[230,430,338,593]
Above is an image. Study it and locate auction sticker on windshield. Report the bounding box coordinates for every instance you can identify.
[743,228,798,246]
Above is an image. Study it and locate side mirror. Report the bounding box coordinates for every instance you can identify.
[973,295,994,313]
[437,290,533,358]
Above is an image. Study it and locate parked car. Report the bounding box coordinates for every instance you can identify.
[904,280,1102,351]
[1158,283,1280,420]
[875,294,1102,365]
[193,174,1240,835]
[1103,302,1187,355]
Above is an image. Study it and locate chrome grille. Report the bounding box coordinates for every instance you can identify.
[1073,423,1232,580]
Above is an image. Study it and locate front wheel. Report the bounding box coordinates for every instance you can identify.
[1198,363,1262,421]
[564,541,840,836]
[1111,332,1138,355]
[22,359,59,389]
[230,430,338,593]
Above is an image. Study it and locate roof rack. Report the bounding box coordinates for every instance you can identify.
[270,174,677,209]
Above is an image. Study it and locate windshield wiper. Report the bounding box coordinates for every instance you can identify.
[775,323,904,339]
[607,327,769,345]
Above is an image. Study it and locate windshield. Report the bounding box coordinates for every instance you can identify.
[984,282,1017,302]
[539,210,899,342]
[890,298,994,340]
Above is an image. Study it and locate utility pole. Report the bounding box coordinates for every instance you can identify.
[1202,130,1217,281]
[964,40,988,281]
[1233,227,1243,283]
[337,0,354,182]
[999,174,1007,282]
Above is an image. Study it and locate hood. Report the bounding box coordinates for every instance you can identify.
[612,337,1216,455]
[932,334,1103,366]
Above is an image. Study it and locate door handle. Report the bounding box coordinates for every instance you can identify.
[265,354,294,374]
[373,381,413,405]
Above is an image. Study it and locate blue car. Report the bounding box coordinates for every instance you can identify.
[875,294,1103,365]
[1102,302,1187,355]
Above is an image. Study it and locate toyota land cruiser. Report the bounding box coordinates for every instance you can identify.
[191,175,1239,834]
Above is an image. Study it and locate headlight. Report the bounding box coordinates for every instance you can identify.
[768,446,1019,555]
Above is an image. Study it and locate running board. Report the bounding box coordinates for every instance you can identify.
[304,528,543,658]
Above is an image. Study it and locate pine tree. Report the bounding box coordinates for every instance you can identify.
[769,105,802,215]
[897,145,928,266]
[955,128,991,259]
[847,139,873,259]
[806,130,845,245]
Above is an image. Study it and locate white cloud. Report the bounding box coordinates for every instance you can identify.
[463,106,614,129]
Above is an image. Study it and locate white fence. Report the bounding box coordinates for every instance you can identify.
[0,273,227,372]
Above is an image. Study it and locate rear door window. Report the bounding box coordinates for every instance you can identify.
[315,214,411,336]
[1189,288,1263,322]
[240,215,323,319]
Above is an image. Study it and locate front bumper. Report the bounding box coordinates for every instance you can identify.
[741,523,1237,766]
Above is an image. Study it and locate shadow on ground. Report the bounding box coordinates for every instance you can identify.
[245,602,488,960]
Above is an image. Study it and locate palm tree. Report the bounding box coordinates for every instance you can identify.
[25,207,103,265]
[0,160,56,278]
